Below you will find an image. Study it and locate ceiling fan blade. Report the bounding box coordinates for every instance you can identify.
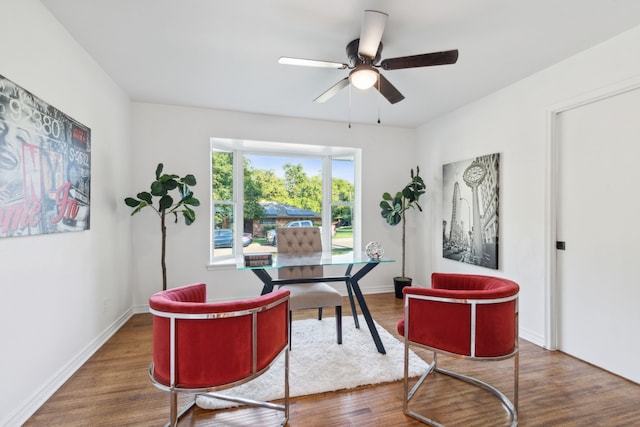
[314,77,350,103]
[376,74,404,104]
[278,57,347,69]
[379,49,459,70]
[358,10,388,59]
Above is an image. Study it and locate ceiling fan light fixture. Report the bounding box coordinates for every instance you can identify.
[349,67,379,90]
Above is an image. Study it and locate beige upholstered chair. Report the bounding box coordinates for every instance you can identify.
[276,226,342,348]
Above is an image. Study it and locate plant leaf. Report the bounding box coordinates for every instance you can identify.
[183,197,200,206]
[124,197,140,207]
[137,192,152,204]
[159,195,173,211]
[159,174,180,183]
[155,163,163,180]
[183,174,197,186]
[150,180,167,196]
[183,207,196,225]
[163,179,178,190]
[131,201,148,215]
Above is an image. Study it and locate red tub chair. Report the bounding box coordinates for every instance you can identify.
[148,283,290,426]
[397,273,519,426]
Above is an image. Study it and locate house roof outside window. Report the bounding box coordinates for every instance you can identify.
[260,202,319,220]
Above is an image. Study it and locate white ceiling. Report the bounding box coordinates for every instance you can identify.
[41,0,640,129]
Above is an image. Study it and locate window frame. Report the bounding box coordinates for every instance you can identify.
[209,137,361,267]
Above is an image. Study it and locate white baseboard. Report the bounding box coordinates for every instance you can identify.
[4,308,134,427]
[133,304,150,314]
[520,327,546,348]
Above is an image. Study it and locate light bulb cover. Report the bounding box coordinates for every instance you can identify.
[349,67,379,90]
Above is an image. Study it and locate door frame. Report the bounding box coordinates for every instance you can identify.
[545,75,640,350]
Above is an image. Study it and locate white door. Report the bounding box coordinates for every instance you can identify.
[556,87,640,384]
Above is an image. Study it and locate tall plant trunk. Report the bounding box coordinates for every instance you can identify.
[161,211,167,291]
[401,200,406,277]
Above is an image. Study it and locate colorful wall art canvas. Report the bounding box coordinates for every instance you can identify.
[0,74,90,238]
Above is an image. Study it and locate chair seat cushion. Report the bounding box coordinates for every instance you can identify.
[280,282,342,310]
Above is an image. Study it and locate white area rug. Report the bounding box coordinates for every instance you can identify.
[196,315,428,409]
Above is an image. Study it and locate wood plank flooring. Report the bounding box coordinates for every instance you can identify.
[24,293,640,426]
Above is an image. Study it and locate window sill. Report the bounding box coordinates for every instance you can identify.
[206,257,237,271]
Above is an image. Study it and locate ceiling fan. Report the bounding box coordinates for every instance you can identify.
[278,10,459,105]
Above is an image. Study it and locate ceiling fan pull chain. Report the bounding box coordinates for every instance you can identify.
[377,77,381,124]
[348,84,352,128]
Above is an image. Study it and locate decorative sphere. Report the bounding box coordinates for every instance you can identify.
[365,241,384,259]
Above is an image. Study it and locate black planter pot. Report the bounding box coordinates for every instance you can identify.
[394,276,412,299]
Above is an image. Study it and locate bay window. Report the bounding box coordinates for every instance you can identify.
[210,138,360,265]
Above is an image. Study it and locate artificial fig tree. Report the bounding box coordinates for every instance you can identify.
[124,163,200,291]
[379,166,426,280]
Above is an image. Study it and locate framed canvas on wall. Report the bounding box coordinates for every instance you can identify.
[0,74,91,238]
[442,153,499,269]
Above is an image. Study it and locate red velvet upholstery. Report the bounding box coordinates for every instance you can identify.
[149,283,290,388]
[398,273,520,425]
[397,273,519,357]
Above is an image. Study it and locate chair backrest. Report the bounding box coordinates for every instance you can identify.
[276,226,323,280]
[149,283,290,389]
[401,273,519,358]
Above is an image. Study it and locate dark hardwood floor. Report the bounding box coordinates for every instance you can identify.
[24,293,639,426]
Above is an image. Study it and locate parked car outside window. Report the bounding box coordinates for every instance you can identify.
[213,229,253,248]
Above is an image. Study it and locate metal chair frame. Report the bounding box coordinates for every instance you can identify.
[403,292,519,427]
[149,294,290,427]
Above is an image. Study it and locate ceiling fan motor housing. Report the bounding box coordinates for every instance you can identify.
[347,39,382,67]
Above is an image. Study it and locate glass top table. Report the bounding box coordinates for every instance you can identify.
[238,250,394,270]
[238,251,394,354]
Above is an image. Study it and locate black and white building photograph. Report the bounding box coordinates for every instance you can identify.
[442,153,499,269]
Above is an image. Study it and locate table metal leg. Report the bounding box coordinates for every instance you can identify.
[252,269,275,295]
[350,263,386,354]
[344,265,360,329]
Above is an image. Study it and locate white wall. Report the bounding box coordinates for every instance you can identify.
[415,25,640,346]
[130,102,417,306]
[0,1,132,425]
[6,0,639,423]
[0,3,416,423]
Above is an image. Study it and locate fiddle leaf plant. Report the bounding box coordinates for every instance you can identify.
[379,166,426,278]
[124,163,200,290]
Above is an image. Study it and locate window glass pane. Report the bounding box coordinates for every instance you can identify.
[244,154,322,251]
[212,150,233,201]
[331,156,354,253]
[332,157,354,202]
[331,205,353,253]
[213,203,234,256]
